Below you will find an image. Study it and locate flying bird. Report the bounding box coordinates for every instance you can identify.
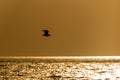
[42,30,51,37]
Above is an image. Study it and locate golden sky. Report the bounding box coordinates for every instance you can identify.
[0,0,120,56]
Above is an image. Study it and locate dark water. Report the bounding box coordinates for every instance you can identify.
[0,58,120,80]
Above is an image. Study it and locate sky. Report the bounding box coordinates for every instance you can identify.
[0,0,120,56]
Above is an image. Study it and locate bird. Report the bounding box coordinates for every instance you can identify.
[42,30,51,37]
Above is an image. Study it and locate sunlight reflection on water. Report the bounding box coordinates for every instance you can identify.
[0,57,120,80]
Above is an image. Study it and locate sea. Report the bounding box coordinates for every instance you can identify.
[0,57,120,80]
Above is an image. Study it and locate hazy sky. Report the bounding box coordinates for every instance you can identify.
[0,0,120,56]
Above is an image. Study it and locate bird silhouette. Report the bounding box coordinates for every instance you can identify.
[42,30,51,37]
